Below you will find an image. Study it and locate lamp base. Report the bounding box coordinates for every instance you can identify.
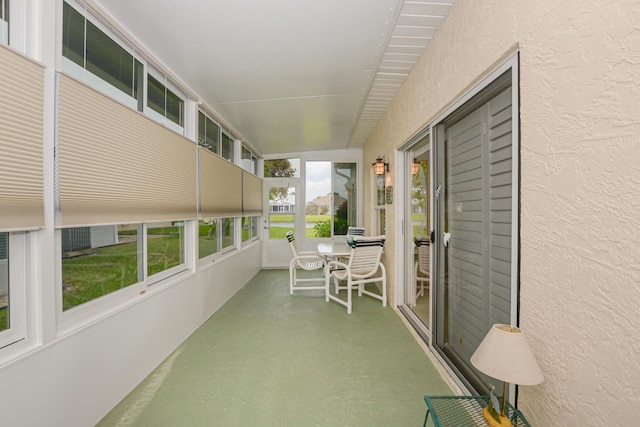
[482,406,512,427]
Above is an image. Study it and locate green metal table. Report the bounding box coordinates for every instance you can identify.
[423,396,532,427]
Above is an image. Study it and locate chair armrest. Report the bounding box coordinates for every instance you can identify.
[326,260,348,270]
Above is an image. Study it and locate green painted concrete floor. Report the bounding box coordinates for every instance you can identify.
[98,269,451,426]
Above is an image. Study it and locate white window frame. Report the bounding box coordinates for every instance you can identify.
[1,0,8,45]
[373,169,386,236]
[0,232,28,350]
[60,1,142,112]
[61,0,187,135]
[145,66,186,134]
[241,216,260,246]
[56,220,194,334]
[197,217,238,268]
[146,221,190,286]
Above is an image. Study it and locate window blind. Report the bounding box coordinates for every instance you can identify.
[242,171,263,215]
[199,147,242,218]
[56,73,197,226]
[0,45,45,231]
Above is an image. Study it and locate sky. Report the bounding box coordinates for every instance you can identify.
[305,161,331,202]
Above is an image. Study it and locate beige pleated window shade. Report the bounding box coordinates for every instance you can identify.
[57,74,197,226]
[0,45,45,231]
[199,147,242,218]
[242,171,263,215]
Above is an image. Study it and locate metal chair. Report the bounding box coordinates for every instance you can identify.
[286,231,325,294]
[414,238,430,300]
[344,226,365,249]
[325,235,386,313]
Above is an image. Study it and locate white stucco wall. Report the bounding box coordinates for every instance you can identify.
[364,0,640,425]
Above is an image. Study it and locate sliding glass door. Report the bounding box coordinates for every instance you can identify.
[402,136,431,328]
[432,62,519,396]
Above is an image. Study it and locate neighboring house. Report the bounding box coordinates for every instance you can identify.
[269,201,294,213]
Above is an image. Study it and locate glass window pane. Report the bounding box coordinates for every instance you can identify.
[86,20,134,96]
[133,59,144,111]
[241,217,251,242]
[62,225,141,311]
[62,2,85,67]
[0,0,8,45]
[0,232,8,331]
[264,158,300,178]
[207,121,220,155]
[147,221,184,278]
[269,187,294,239]
[221,133,233,161]
[250,216,259,240]
[305,161,331,238]
[376,174,385,207]
[333,163,357,235]
[199,113,220,154]
[198,219,218,259]
[221,218,234,250]
[165,86,183,126]
[412,159,429,238]
[147,74,165,117]
[198,112,206,148]
[241,146,255,173]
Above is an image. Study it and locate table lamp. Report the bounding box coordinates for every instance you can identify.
[470,324,544,427]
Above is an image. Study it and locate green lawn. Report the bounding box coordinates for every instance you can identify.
[0,307,6,331]
[60,220,327,312]
[63,230,183,311]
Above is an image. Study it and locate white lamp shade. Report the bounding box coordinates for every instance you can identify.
[470,324,544,386]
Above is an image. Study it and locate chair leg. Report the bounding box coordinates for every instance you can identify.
[325,270,330,302]
[381,275,387,307]
[347,279,352,314]
[290,265,294,295]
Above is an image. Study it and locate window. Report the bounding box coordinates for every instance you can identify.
[198,218,236,260]
[374,172,386,235]
[264,158,300,178]
[221,218,235,251]
[332,163,358,235]
[0,232,26,348]
[198,111,220,155]
[241,145,257,174]
[1,0,8,45]
[0,232,8,332]
[62,1,184,131]
[305,161,358,238]
[147,221,185,282]
[241,216,259,243]
[61,221,189,311]
[61,224,142,311]
[221,132,234,162]
[147,73,184,128]
[62,2,143,110]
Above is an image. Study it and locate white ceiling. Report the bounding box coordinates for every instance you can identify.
[94,0,454,155]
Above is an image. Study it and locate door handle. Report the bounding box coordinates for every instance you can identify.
[443,232,452,247]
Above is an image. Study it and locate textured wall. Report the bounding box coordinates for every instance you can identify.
[365,0,640,425]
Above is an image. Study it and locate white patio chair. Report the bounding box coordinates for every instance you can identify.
[414,238,430,300]
[325,235,386,314]
[286,231,325,294]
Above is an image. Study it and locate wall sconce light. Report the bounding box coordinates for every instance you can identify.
[372,157,389,175]
[412,159,419,175]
